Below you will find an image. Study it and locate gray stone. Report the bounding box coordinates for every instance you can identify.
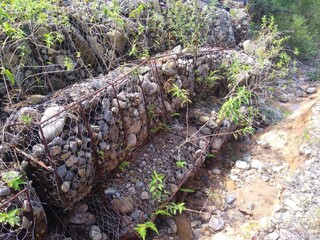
[199,140,206,150]
[169,184,178,193]
[69,141,77,153]
[66,155,78,167]
[56,164,67,178]
[141,191,149,200]
[208,216,224,231]
[306,87,317,94]
[211,138,223,150]
[251,159,265,170]
[172,45,182,54]
[128,120,142,134]
[103,110,113,122]
[295,90,307,98]
[212,168,221,175]
[0,187,11,197]
[268,231,280,240]
[284,199,301,212]
[32,144,45,157]
[235,160,249,169]
[279,96,289,103]
[61,181,70,192]
[167,218,177,233]
[41,106,66,142]
[128,187,136,194]
[127,134,137,148]
[200,127,212,135]
[136,181,144,188]
[50,146,61,156]
[226,194,237,204]
[243,40,256,54]
[199,115,210,123]
[60,152,71,161]
[164,100,173,113]
[89,225,102,240]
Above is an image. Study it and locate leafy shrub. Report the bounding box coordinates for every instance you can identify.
[249,0,320,59]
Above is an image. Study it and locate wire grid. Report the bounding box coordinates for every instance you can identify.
[1,48,225,212]
[86,194,127,240]
[0,180,47,240]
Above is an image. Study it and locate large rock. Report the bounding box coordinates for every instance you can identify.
[40,105,66,142]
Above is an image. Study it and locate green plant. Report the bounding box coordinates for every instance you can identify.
[43,32,64,48]
[176,160,187,168]
[149,170,167,203]
[118,161,130,172]
[180,188,195,193]
[169,84,191,107]
[64,56,73,70]
[218,86,252,125]
[0,208,20,227]
[20,114,32,126]
[2,171,26,191]
[150,123,172,134]
[135,221,158,240]
[0,67,14,85]
[152,202,186,218]
[206,153,215,158]
[97,150,105,158]
[165,202,186,215]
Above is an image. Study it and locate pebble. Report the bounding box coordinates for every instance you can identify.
[251,159,265,170]
[89,225,102,240]
[235,160,249,169]
[141,191,149,200]
[284,199,300,212]
[226,194,237,204]
[0,187,11,197]
[208,216,224,231]
[267,231,280,240]
[167,218,177,233]
[56,164,67,178]
[212,168,221,175]
[306,87,317,94]
[61,181,70,192]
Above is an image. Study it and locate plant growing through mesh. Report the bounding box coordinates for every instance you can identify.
[2,171,26,191]
[20,115,33,126]
[0,208,20,227]
[169,84,191,107]
[135,221,158,240]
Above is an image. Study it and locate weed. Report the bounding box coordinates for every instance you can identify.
[0,67,14,85]
[20,115,32,126]
[64,56,73,71]
[176,160,187,168]
[118,161,130,172]
[2,171,26,191]
[166,202,186,215]
[97,150,104,159]
[169,84,191,107]
[180,188,195,193]
[0,208,20,227]
[149,170,167,203]
[135,221,158,240]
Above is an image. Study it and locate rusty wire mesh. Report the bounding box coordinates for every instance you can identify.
[0,48,231,240]
[0,170,47,240]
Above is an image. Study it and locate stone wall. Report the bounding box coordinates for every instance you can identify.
[0,0,249,96]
